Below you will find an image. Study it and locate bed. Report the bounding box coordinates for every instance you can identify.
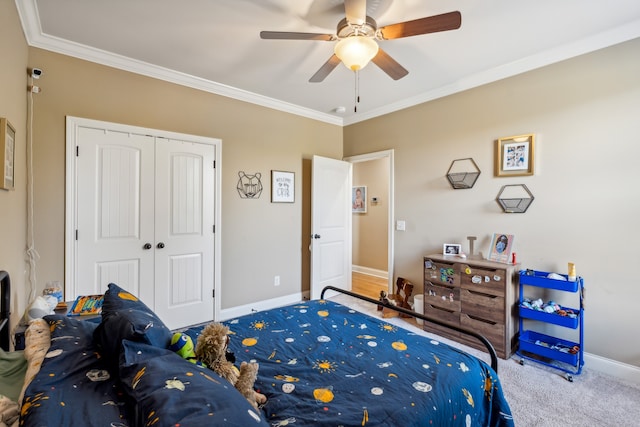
[5,276,513,426]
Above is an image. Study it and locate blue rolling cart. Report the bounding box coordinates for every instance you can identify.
[517,269,584,381]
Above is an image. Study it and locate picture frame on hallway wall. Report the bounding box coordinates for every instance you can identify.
[271,170,295,203]
[352,186,367,213]
[495,133,535,177]
[0,118,16,191]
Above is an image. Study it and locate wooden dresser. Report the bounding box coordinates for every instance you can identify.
[423,254,519,359]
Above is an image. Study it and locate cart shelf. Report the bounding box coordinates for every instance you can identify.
[517,269,584,381]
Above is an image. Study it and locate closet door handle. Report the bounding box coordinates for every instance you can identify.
[157,242,165,249]
[143,243,152,250]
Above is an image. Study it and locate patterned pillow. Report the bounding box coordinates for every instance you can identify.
[93,283,172,369]
[119,340,269,426]
[21,315,132,425]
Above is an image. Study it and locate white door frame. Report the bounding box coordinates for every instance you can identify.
[344,149,395,294]
[64,116,222,320]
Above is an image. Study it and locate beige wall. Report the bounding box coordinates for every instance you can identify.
[344,39,640,366]
[24,47,342,312]
[352,158,389,272]
[0,0,29,338]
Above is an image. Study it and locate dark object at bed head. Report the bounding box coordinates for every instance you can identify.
[1,270,10,351]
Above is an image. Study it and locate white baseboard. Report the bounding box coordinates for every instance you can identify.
[219,291,640,386]
[352,265,388,278]
[585,352,640,384]
[219,292,307,321]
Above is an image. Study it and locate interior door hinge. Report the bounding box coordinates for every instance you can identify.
[75,229,78,240]
[212,225,215,233]
[212,289,215,299]
[213,160,216,169]
[76,146,79,156]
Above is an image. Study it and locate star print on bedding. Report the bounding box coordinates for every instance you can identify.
[185,300,514,427]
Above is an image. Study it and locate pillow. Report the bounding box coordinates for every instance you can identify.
[21,315,133,426]
[119,340,269,426]
[93,283,172,369]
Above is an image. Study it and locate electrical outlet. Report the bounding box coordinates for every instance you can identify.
[274,275,280,286]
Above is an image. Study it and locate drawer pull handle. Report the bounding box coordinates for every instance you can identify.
[466,290,497,299]
[428,305,455,315]
[466,314,497,325]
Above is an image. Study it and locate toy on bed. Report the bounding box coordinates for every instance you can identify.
[169,332,206,367]
[195,322,267,409]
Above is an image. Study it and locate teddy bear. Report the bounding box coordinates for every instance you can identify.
[194,322,267,409]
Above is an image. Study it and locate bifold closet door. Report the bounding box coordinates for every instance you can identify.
[75,127,155,302]
[153,138,215,329]
[75,128,215,328]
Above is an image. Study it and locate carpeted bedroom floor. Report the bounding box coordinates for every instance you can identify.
[330,293,640,427]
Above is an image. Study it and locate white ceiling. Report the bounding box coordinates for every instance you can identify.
[16,0,640,125]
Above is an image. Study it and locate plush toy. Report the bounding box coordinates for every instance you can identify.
[169,332,206,367]
[195,322,267,409]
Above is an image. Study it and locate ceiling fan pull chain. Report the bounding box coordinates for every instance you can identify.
[354,70,360,112]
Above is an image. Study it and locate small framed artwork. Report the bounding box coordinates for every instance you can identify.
[1,118,16,191]
[488,233,514,263]
[271,170,295,203]
[495,134,535,177]
[352,186,367,213]
[443,244,461,256]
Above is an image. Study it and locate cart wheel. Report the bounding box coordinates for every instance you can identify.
[566,374,573,382]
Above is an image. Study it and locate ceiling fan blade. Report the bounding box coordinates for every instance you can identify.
[309,54,342,83]
[345,0,367,25]
[378,11,461,40]
[260,31,334,41]
[371,48,408,80]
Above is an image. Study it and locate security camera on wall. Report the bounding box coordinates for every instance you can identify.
[30,68,43,79]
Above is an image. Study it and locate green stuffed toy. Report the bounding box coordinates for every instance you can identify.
[169,332,206,367]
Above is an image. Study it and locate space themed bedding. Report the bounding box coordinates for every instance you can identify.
[185,299,514,427]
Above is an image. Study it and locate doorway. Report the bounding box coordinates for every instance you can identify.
[345,150,394,298]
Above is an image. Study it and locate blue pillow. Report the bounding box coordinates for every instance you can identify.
[21,315,133,425]
[93,283,172,369]
[119,340,269,426]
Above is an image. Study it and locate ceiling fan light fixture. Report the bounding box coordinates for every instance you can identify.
[334,36,379,71]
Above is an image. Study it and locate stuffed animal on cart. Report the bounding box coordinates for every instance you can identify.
[169,332,206,367]
[195,322,267,409]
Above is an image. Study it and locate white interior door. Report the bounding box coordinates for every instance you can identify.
[75,127,155,301]
[69,117,219,330]
[310,155,352,300]
[153,138,215,329]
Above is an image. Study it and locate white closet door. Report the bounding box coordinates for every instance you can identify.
[75,127,155,301]
[153,138,215,329]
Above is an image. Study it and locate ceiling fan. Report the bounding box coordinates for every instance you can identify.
[260,0,461,82]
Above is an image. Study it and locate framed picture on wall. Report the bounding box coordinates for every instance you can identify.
[271,170,295,203]
[352,186,367,213]
[495,134,535,177]
[1,118,16,191]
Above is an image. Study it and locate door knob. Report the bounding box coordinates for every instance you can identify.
[157,242,165,249]
[143,243,152,250]
[312,234,321,239]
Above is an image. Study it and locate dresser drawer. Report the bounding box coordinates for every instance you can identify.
[460,313,505,355]
[424,258,459,286]
[460,265,506,296]
[461,289,505,323]
[424,281,461,312]
[424,303,461,338]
